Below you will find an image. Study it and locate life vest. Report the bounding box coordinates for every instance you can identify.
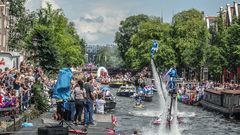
[169,68,177,77]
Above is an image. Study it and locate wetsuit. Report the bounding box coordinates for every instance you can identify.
[164,67,177,93]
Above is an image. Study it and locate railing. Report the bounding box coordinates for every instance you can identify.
[0,90,32,131]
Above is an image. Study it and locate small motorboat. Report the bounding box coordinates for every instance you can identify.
[105,97,117,110]
[116,85,135,97]
[141,94,153,102]
[109,81,125,88]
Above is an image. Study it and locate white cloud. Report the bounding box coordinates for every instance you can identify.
[25,0,59,11]
[73,7,128,44]
[41,0,59,9]
[25,0,131,44]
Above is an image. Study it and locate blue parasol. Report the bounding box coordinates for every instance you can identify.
[100,85,110,91]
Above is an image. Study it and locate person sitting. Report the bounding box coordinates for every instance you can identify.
[134,93,143,106]
[105,90,113,100]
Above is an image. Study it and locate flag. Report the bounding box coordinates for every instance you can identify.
[52,68,73,101]
[111,115,118,127]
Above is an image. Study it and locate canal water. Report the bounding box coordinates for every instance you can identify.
[111,90,240,135]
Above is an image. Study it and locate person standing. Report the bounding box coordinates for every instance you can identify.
[95,95,106,114]
[164,64,178,93]
[74,80,86,125]
[84,77,95,127]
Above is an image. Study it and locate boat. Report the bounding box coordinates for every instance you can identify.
[116,85,135,97]
[104,97,117,110]
[99,85,117,110]
[138,85,154,102]
[109,79,126,88]
[141,95,153,102]
[200,89,240,116]
[109,81,126,88]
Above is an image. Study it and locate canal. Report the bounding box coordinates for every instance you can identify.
[111,90,240,135]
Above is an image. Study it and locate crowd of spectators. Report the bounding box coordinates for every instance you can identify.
[110,72,132,82]
[177,82,205,105]
[0,60,48,112]
[54,72,114,127]
[209,82,240,90]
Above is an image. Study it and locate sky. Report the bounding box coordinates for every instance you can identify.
[25,0,236,45]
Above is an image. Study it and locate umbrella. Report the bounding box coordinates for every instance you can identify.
[100,85,110,91]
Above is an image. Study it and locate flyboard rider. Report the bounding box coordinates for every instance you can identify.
[164,65,178,94]
[150,40,158,59]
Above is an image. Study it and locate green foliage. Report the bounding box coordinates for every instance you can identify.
[8,0,34,50]
[116,9,210,79]
[27,24,61,71]
[26,4,85,72]
[172,9,209,70]
[226,23,240,73]
[115,14,150,60]
[206,45,227,80]
[32,81,49,112]
[127,18,175,70]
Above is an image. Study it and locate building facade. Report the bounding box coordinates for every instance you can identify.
[0,0,8,52]
[86,44,115,63]
[205,1,240,30]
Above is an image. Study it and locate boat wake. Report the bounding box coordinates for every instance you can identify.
[178,112,196,118]
[129,110,160,117]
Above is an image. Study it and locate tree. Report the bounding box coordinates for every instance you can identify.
[125,18,175,70]
[172,9,209,80]
[115,14,149,61]
[8,0,34,50]
[206,45,227,81]
[26,25,61,71]
[26,4,85,72]
[226,23,240,75]
[208,11,228,82]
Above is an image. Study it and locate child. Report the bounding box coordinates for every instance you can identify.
[96,95,106,114]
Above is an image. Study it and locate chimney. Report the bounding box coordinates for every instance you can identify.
[234,1,239,18]
[227,4,232,24]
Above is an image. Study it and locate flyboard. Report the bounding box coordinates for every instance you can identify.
[133,104,145,109]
